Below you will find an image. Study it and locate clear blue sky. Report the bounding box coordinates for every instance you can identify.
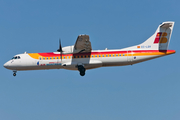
[1,0,180,120]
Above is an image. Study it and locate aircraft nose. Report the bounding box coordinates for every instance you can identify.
[4,62,9,69]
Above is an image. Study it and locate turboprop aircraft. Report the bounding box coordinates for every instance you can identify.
[4,21,176,76]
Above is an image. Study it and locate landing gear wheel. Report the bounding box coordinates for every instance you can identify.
[13,71,17,77]
[78,65,86,76]
[13,73,16,76]
[80,72,85,76]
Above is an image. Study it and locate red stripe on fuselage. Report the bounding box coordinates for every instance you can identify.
[37,50,175,57]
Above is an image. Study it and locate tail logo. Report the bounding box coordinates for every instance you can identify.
[154,32,168,44]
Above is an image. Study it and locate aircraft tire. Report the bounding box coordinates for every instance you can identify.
[13,73,16,76]
[78,65,86,76]
[80,72,85,76]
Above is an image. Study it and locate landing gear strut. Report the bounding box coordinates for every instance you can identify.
[13,71,17,76]
[77,65,86,76]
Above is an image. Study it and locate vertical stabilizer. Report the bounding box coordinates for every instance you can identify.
[139,21,175,50]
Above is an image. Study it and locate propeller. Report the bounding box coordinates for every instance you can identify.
[57,39,63,62]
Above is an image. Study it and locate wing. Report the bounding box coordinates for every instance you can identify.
[74,35,92,53]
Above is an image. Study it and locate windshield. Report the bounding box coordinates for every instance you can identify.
[12,56,21,59]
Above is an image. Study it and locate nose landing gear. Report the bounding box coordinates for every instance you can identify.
[77,65,86,76]
[13,71,17,76]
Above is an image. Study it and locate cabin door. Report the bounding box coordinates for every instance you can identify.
[127,50,133,62]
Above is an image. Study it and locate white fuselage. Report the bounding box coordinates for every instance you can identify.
[4,49,175,72]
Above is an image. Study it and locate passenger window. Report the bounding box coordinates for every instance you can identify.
[123,54,125,56]
[88,55,90,58]
[109,55,111,57]
[64,57,65,59]
[57,57,59,59]
[99,55,101,57]
[74,56,76,58]
[47,57,48,60]
[95,55,97,57]
[119,54,121,56]
[50,57,52,59]
[18,56,20,59]
[113,54,114,57]
[81,56,83,58]
[43,58,45,60]
[53,57,55,59]
[91,55,93,58]
[77,56,79,58]
[84,55,86,58]
[39,57,42,60]
[102,55,104,57]
[106,55,108,57]
[116,54,118,56]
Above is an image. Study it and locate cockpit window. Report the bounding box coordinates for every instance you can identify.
[12,56,17,59]
[12,56,21,59]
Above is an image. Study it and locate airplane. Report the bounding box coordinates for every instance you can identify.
[4,21,176,76]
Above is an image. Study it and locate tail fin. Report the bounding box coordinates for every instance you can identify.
[139,21,175,50]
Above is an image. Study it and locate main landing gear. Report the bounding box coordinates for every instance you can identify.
[13,71,17,76]
[77,65,86,76]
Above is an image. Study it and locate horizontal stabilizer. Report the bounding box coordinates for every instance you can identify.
[160,22,173,28]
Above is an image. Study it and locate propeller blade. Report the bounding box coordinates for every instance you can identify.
[57,38,63,62]
[57,39,63,52]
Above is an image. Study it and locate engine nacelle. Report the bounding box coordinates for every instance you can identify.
[62,45,74,54]
[62,45,85,54]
